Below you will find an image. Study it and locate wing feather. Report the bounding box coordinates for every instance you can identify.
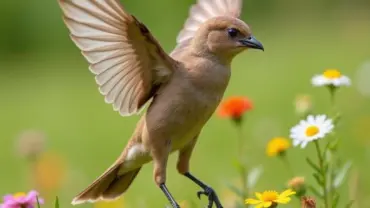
[175,0,243,47]
[59,0,175,116]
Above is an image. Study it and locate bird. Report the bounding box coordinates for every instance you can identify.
[58,0,264,207]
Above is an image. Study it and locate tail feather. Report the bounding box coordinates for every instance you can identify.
[102,167,141,199]
[71,164,141,205]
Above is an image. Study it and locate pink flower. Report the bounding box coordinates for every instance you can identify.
[0,190,43,208]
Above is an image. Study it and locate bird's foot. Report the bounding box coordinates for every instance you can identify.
[197,186,223,208]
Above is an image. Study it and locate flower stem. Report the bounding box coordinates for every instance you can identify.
[281,155,294,177]
[328,85,337,116]
[236,123,245,162]
[314,140,329,208]
[235,124,248,206]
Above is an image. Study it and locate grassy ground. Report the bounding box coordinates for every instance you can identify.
[0,2,370,207]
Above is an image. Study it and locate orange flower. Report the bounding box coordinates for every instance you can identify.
[218,96,253,120]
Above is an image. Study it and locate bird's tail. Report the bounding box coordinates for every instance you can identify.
[71,163,142,205]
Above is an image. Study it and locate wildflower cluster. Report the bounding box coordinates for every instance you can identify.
[218,68,353,208]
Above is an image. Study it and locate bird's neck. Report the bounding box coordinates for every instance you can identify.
[189,47,233,68]
[180,53,231,94]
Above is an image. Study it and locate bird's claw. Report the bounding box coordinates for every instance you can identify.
[196,187,223,208]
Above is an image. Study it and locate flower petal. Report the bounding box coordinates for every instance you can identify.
[292,139,301,146]
[256,192,263,200]
[279,189,296,198]
[255,204,264,208]
[300,141,308,148]
[2,195,13,202]
[276,197,291,204]
[24,190,39,204]
[245,198,261,205]
[262,201,272,207]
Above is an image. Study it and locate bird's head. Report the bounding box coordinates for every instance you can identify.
[191,16,264,63]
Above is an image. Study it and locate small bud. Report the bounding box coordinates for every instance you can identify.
[287,177,306,197]
[294,95,313,117]
[301,196,316,208]
[15,130,46,160]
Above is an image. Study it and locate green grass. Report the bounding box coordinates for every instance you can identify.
[0,7,370,208]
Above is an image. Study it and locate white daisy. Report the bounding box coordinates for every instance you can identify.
[290,115,334,148]
[311,69,351,87]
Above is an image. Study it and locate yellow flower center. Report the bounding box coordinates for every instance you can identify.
[13,192,26,199]
[305,126,319,137]
[261,191,278,202]
[323,69,341,79]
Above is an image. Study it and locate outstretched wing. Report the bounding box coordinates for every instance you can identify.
[176,0,243,46]
[59,0,175,116]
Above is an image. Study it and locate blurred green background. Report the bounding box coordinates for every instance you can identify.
[0,0,370,207]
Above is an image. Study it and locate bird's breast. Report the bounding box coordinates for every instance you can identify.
[145,75,226,151]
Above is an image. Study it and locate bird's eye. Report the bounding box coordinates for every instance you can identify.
[227,28,239,38]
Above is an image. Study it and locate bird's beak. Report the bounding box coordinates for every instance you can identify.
[239,36,264,51]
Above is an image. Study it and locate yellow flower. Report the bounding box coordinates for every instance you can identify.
[94,197,124,208]
[245,189,296,208]
[34,151,67,191]
[266,137,290,157]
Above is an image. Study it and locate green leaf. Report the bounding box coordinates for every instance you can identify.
[54,196,60,208]
[333,161,352,188]
[36,196,41,208]
[333,113,342,125]
[332,192,340,208]
[329,138,339,152]
[313,173,324,185]
[325,150,332,163]
[345,200,355,208]
[247,165,263,189]
[308,185,323,199]
[306,158,320,173]
[323,145,333,163]
[226,183,244,198]
[232,160,247,176]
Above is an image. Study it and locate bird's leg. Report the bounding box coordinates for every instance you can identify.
[160,183,180,208]
[152,139,180,208]
[177,136,223,208]
[184,172,223,208]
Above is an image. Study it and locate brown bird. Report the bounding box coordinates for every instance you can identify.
[58,0,263,207]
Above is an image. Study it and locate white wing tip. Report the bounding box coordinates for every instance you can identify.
[118,109,135,117]
[71,198,87,205]
[71,192,124,205]
[71,197,104,205]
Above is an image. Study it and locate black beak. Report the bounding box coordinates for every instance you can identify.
[239,36,264,51]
